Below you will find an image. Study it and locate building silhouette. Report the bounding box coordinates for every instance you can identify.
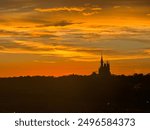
[98,54,111,77]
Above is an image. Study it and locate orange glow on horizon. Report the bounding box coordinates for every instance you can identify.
[0,0,150,77]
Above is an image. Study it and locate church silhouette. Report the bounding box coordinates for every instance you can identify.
[98,54,111,77]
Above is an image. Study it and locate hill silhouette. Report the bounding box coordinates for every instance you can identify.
[0,73,150,113]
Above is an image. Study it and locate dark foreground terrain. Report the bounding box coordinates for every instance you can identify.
[0,74,150,113]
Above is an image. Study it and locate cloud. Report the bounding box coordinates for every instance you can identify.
[35,7,85,12]
[0,0,149,27]
[82,12,99,16]
[0,29,30,37]
[71,48,119,55]
[35,20,76,27]
[91,7,102,11]
[113,6,121,9]
[1,0,150,11]
[35,6,102,16]
[53,20,75,26]
[0,40,51,52]
[0,36,150,63]
[0,29,59,39]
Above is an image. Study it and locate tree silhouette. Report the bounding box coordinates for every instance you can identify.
[0,73,150,113]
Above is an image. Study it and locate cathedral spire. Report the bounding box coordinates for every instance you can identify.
[99,52,111,77]
[101,51,103,66]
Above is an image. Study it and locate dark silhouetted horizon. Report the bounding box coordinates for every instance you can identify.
[0,73,150,113]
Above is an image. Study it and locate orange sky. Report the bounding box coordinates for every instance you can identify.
[0,0,150,77]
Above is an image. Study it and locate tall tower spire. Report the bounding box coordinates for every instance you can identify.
[99,52,111,77]
[101,51,103,67]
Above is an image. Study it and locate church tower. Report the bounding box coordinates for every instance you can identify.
[98,54,111,77]
[101,54,103,67]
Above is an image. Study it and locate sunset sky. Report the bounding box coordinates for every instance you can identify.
[0,0,150,77]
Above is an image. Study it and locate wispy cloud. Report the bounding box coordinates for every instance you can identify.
[35,6,102,16]
[113,6,121,9]
[82,11,99,16]
[35,7,85,12]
